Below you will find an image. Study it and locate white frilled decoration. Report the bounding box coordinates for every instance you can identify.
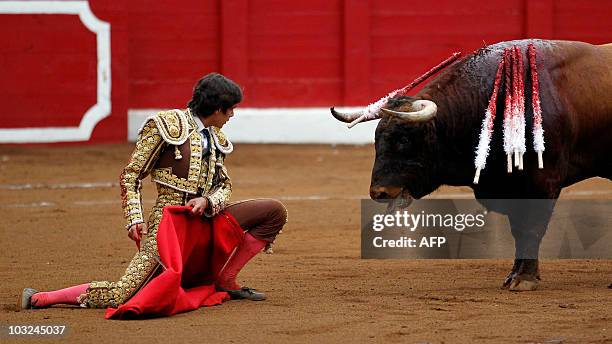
[473,44,546,184]
[473,56,505,184]
[502,48,514,173]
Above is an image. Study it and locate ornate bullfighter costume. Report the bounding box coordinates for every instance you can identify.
[81,108,236,308]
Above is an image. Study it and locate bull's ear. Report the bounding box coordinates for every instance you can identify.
[381,100,437,123]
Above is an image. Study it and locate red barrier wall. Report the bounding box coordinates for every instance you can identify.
[1,0,610,142]
[0,14,96,128]
[90,0,128,142]
[127,0,221,109]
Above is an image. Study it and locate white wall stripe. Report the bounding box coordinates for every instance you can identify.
[128,108,378,144]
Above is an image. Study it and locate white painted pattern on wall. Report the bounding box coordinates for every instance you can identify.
[0,1,111,143]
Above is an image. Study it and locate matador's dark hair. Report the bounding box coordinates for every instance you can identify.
[187,73,243,117]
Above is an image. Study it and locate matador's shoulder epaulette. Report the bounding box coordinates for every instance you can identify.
[143,109,192,145]
[210,126,233,154]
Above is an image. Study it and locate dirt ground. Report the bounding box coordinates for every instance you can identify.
[0,144,610,344]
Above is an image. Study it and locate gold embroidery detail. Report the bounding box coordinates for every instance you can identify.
[210,126,233,154]
[169,125,179,137]
[203,153,232,217]
[150,128,202,194]
[174,145,182,160]
[120,119,165,229]
[80,185,184,308]
[151,109,190,145]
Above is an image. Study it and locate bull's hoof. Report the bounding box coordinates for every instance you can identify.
[502,273,539,291]
[508,277,539,291]
[502,259,540,291]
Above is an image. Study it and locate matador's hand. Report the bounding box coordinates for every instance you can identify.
[128,223,148,242]
[186,197,209,216]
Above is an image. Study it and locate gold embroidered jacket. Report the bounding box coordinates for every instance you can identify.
[120,109,233,228]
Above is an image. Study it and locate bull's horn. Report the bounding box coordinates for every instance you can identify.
[381,100,437,122]
[330,108,380,128]
[330,107,363,123]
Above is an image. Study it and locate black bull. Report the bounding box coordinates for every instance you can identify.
[331,39,612,291]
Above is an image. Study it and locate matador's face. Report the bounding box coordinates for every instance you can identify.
[206,107,236,128]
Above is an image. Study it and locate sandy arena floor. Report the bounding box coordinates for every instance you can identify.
[0,144,610,343]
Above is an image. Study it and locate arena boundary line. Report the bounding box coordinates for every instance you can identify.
[3,180,611,197]
[2,191,610,208]
[0,182,118,190]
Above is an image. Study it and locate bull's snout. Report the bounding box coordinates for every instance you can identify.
[370,186,403,200]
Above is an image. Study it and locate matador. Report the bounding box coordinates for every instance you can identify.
[22,73,288,309]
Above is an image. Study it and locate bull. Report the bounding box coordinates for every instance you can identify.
[331,39,612,291]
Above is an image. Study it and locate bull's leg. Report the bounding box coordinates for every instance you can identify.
[502,199,556,291]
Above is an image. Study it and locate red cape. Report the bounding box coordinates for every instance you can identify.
[105,206,244,320]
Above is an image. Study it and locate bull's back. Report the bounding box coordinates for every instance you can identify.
[545,41,612,180]
[547,41,612,132]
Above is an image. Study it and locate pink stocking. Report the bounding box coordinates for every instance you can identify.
[217,233,267,290]
[31,283,89,307]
